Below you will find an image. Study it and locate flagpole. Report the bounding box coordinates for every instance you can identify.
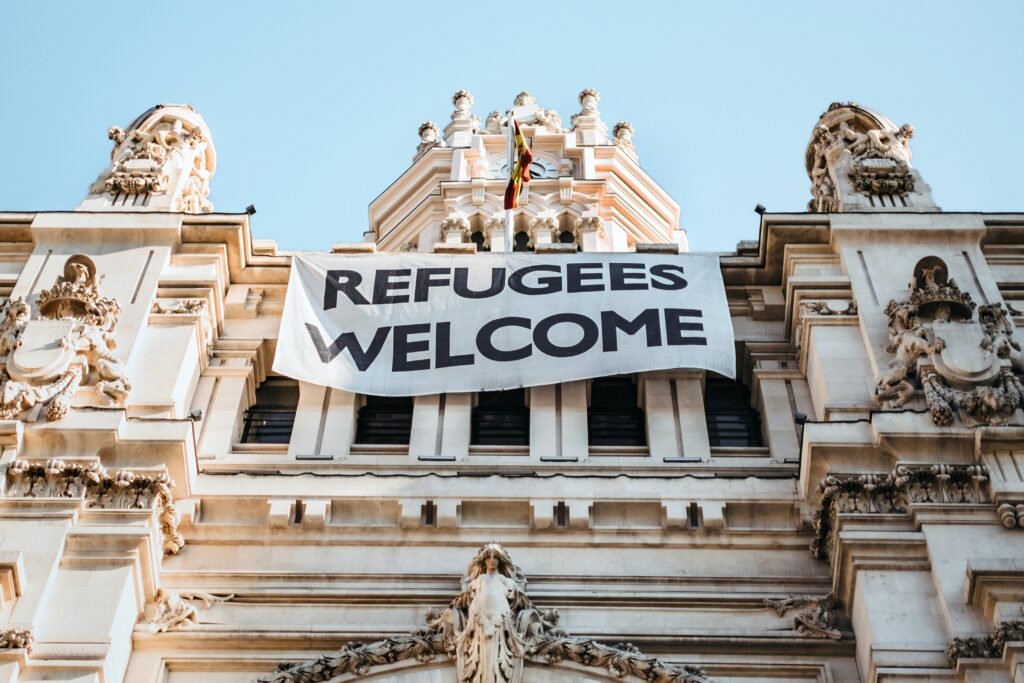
[505,110,514,253]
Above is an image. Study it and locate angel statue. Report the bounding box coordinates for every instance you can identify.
[452,543,530,683]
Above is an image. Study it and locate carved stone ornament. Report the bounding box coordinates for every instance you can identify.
[452,90,475,121]
[513,92,536,107]
[0,628,33,652]
[798,300,858,318]
[997,501,1024,528]
[441,217,472,243]
[873,257,1024,427]
[485,112,504,135]
[947,620,1024,666]
[528,217,559,247]
[805,103,919,213]
[573,216,605,245]
[416,121,445,159]
[260,543,708,683]
[763,594,842,640]
[151,298,214,354]
[100,104,214,213]
[150,589,234,633]
[613,121,637,158]
[4,459,184,554]
[0,255,131,423]
[810,464,990,560]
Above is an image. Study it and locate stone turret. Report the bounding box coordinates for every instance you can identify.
[78,103,216,213]
[805,102,937,213]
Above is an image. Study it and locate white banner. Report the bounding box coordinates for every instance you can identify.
[273,253,735,395]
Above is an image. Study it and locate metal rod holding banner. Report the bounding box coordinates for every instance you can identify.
[505,110,514,253]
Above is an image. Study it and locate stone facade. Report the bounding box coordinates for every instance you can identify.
[0,95,1022,683]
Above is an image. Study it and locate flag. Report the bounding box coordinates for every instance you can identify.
[503,117,533,210]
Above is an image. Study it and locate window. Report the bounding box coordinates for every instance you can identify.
[512,231,532,252]
[241,377,298,444]
[470,230,489,251]
[588,376,646,446]
[471,389,529,446]
[705,376,764,447]
[558,230,576,245]
[355,395,414,445]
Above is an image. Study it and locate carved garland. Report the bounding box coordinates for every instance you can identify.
[260,543,708,683]
[4,459,184,554]
[810,464,990,560]
[947,620,1024,666]
[763,594,843,640]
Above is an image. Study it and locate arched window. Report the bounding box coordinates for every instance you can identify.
[355,395,414,445]
[704,376,764,447]
[241,377,298,444]
[471,389,529,445]
[513,231,532,252]
[588,376,646,446]
[470,230,489,252]
[558,230,576,245]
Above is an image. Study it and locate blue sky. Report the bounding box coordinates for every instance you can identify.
[1,1,1021,252]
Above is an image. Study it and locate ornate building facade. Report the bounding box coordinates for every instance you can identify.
[0,93,1023,683]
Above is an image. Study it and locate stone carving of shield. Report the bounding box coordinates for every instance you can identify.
[930,320,1001,387]
[7,319,76,383]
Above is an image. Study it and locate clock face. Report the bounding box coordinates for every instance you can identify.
[488,157,559,180]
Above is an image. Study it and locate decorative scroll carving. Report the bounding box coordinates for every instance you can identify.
[799,300,858,318]
[151,298,214,354]
[947,620,1024,666]
[260,543,707,683]
[0,255,130,422]
[763,594,842,640]
[528,217,559,248]
[873,258,1024,426]
[441,217,472,243]
[416,122,445,159]
[0,628,32,652]
[810,464,990,560]
[4,460,184,554]
[150,589,234,633]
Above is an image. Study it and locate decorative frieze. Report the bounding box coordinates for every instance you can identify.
[262,543,707,683]
[763,594,842,640]
[947,620,1024,666]
[811,464,990,560]
[4,459,184,554]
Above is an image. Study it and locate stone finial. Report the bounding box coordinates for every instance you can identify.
[514,91,536,106]
[578,88,601,114]
[613,121,637,158]
[451,90,474,121]
[484,111,504,134]
[78,104,216,214]
[415,121,444,160]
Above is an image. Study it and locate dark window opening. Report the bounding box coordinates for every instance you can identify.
[588,376,646,446]
[513,231,532,252]
[241,377,298,444]
[470,230,489,252]
[471,389,529,446]
[705,376,764,447]
[554,501,569,528]
[355,395,414,445]
[558,230,576,245]
[422,500,437,527]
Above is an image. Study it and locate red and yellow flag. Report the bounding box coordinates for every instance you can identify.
[503,117,533,210]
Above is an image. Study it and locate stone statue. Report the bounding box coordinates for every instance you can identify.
[453,544,529,683]
[513,92,535,107]
[484,111,504,135]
